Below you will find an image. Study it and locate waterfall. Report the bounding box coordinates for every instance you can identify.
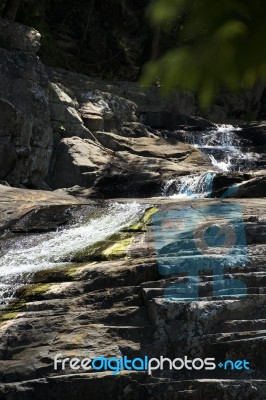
[163,172,215,198]
[192,125,242,172]
[162,124,262,199]
[0,202,145,306]
[185,124,261,172]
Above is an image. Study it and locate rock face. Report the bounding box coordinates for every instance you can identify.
[0,17,41,54]
[48,132,210,197]
[46,68,197,123]
[0,197,265,399]
[212,171,266,198]
[237,121,266,147]
[0,19,53,187]
[49,83,94,141]
[48,137,111,190]
[46,68,217,197]
[47,67,266,125]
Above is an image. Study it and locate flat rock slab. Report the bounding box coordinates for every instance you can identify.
[0,184,82,231]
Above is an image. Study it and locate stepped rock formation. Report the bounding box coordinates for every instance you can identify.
[0,193,265,399]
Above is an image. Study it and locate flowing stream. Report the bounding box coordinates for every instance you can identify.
[0,202,145,307]
[0,124,262,307]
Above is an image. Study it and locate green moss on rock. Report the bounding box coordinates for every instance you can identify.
[127,207,159,232]
[17,283,53,301]
[65,262,97,278]
[33,267,74,283]
[0,312,19,322]
[102,237,133,260]
[0,283,53,325]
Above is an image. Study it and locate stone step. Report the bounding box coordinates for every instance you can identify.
[212,336,266,372]
[217,319,266,333]
[214,330,266,343]
[144,271,266,285]
[141,279,266,302]
[0,374,265,400]
[146,295,266,330]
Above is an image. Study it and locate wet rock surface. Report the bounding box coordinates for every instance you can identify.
[212,171,266,198]
[0,197,265,399]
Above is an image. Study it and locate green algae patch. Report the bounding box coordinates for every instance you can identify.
[71,231,134,262]
[33,266,74,283]
[72,206,159,261]
[0,297,26,325]
[102,237,133,260]
[65,262,97,279]
[0,302,21,324]
[32,262,95,283]
[0,312,19,323]
[17,283,53,301]
[0,283,55,325]
[127,207,159,232]
[143,207,159,223]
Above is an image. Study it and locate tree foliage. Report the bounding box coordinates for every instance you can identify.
[1,0,20,20]
[141,0,266,106]
[15,0,153,81]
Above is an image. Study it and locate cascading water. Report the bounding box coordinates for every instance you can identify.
[0,125,262,308]
[192,124,261,172]
[163,124,262,198]
[163,172,215,198]
[0,202,145,307]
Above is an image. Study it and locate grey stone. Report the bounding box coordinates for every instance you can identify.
[49,83,94,140]
[0,17,41,54]
[79,102,104,132]
[0,49,53,186]
[0,141,17,179]
[48,137,111,189]
[48,133,210,196]
[0,197,265,399]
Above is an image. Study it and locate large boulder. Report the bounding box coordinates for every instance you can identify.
[48,137,111,190]
[48,133,210,197]
[0,184,81,232]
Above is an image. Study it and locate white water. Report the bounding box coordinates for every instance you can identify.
[163,124,262,198]
[0,202,144,305]
[163,172,215,198]
[209,155,231,172]
[193,124,242,171]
